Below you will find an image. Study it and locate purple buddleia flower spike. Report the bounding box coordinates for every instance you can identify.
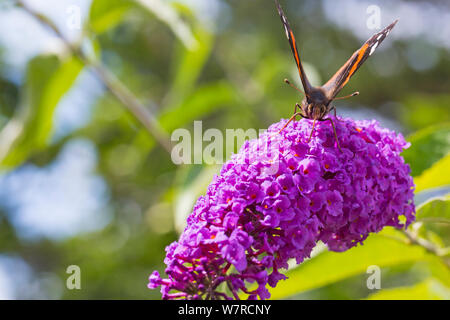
[148,117,415,300]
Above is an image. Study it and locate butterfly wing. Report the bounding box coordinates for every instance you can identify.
[322,20,398,100]
[275,0,312,95]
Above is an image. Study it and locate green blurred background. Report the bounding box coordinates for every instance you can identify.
[0,0,448,299]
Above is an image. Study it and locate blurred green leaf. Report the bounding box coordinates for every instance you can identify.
[134,81,236,151]
[367,278,450,300]
[136,0,198,50]
[0,54,83,168]
[164,27,213,108]
[173,165,220,233]
[88,0,133,34]
[415,193,450,247]
[403,123,450,176]
[159,81,236,130]
[400,94,450,130]
[427,257,450,287]
[416,193,450,222]
[414,153,450,193]
[89,0,198,49]
[268,232,429,299]
[0,77,19,119]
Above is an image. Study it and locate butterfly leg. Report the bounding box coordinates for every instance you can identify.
[321,117,343,152]
[278,104,305,133]
[278,112,305,133]
[293,103,305,120]
[293,102,300,114]
[306,119,317,143]
[329,105,345,123]
[330,105,361,134]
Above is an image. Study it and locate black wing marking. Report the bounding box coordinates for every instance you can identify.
[322,20,398,100]
[275,0,312,95]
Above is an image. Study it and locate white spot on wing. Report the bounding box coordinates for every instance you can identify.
[369,42,379,55]
[284,26,289,38]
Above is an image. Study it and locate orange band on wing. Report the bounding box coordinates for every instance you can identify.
[342,43,369,87]
[290,31,301,67]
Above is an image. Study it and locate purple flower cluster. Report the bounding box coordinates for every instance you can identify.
[148,117,415,299]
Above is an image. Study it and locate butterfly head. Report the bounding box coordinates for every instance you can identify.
[300,87,331,120]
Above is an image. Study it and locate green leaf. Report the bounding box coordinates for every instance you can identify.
[88,0,133,34]
[135,0,198,50]
[159,81,236,130]
[415,193,450,246]
[164,27,213,108]
[89,0,199,48]
[414,153,450,193]
[0,55,83,168]
[367,279,450,300]
[427,258,450,287]
[133,81,236,151]
[173,165,221,233]
[416,193,450,221]
[400,94,450,130]
[268,232,429,299]
[402,123,450,177]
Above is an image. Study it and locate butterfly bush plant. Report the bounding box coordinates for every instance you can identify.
[148,117,415,300]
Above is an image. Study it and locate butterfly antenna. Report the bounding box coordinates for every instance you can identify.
[333,91,359,101]
[284,79,305,96]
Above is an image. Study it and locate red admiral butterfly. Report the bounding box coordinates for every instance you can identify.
[275,0,398,151]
